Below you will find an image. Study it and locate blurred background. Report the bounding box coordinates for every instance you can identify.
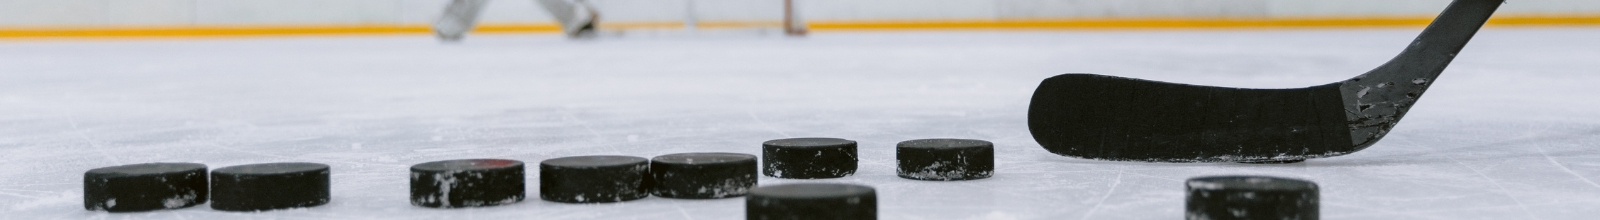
[2,0,1598,37]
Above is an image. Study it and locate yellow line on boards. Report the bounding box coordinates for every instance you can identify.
[0,24,562,39]
[1485,14,1600,26]
[808,14,1600,30]
[809,17,1432,30]
[1,14,1596,39]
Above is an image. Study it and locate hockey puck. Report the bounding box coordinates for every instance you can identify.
[747,183,876,220]
[210,162,331,211]
[896,138,994,181]
[539,155,650,203]
[762,137,858,179]
[651,152,757,199]
[410,159,525,208]
[1187,176,1318,220]
[83,163,208,212]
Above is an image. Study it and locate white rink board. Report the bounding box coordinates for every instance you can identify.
[2,29,1600,219]
[4,0,1600,27]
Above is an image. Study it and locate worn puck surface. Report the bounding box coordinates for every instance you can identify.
[411,159,525,208]
[539,155,650,203]
[1187,176,1319,220]
[651,152,757,199]
[896,138,994,181]
[83,163,208,212]
[747,183,877,220]
[762,137,858,179]
[211,162,331,211]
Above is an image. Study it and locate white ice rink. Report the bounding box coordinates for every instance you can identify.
[2,28,1599,219]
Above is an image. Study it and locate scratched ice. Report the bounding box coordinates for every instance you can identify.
[1,29,1599,219]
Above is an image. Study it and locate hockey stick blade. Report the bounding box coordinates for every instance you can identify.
[1027,0,1503,163]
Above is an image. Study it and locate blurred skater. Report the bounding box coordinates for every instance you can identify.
[433,0,599,42]
[535,0,600,38]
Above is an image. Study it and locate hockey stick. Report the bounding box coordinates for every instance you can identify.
[1026,0,1504,163]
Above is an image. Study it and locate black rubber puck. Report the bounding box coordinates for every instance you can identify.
[1187,176,1318,220]
[762,137,858,179]
[83,163,208,212]
[651,152,757,199]
[747,183,876,220]
[410,159,525,208]
[896,138,994,181]
[210,162,331,211]
[539,155,650,203]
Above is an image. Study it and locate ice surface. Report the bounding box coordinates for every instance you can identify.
[1,28,1599,219]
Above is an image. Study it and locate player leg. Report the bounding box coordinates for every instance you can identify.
[434,0,490,42]
[535,0,600,38]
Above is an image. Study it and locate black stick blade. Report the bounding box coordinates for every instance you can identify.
[1028,74,1353,162]
[1027,0,1502,163]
